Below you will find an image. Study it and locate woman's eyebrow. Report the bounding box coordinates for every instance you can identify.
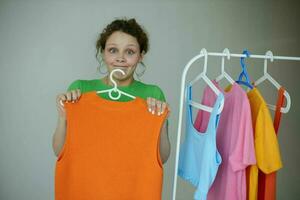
[106,43,117,47]
[106,43,137,46]
[126,44,138,48]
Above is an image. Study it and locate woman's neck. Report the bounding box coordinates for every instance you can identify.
[102,76,134,87]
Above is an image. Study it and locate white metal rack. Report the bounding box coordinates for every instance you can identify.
[172,48,300,200]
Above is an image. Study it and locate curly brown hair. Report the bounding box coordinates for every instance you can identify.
[96,18,149,59]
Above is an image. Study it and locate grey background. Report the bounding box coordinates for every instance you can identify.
[0,0,299,199]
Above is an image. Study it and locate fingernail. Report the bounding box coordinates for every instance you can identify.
[158,112,161,116]
[148,108,151,112]
[152,110,154,115]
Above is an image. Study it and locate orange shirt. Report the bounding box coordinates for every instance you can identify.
[246,88,282,200]
[257,87,285,200]
[55,91,169,200]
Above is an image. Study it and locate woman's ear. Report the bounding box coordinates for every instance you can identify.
[139,51,145,63]
[100,52,106,62]
[96,50,102,60]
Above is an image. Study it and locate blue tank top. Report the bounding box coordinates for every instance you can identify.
[178,85,223,200]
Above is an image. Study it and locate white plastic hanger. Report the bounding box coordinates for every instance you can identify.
[188,48,224,114]
[96,69,136,100]
[216,48,235,84]
[254,51,291,113]
[59,69,135,107]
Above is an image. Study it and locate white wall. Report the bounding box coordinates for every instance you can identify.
[0,0,299,199]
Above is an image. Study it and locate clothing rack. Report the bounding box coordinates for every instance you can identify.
[172,49,300,200]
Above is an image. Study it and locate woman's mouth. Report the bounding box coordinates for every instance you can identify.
[112,66,131,73]
[113,65,129,69]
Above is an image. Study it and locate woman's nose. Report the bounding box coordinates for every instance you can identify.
[116,54,125,63]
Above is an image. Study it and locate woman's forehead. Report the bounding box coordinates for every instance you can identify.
[106,31,139,47]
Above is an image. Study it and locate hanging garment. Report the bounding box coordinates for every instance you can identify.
[246,87,283,200]
[55,91,169,200]
[194,81,256,200]
[257,87,285,200]
[178,85,224,200]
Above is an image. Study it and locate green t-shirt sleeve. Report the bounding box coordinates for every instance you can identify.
[67,80,82,92]
[154,85,166,102]
[153,85,169,127]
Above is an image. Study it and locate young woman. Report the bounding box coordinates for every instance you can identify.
[52,18,171,166]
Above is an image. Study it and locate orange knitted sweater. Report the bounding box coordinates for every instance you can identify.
[55,91,169,200]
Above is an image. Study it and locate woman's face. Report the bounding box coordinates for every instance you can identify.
[103,31,143,81]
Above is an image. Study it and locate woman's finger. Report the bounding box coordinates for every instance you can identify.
[75,89,81,102]
[57,94,66,107]
[66,92,72,102]
[160,102,167,115]
[156,100,162,115]
[146,97,156,114]
[71,90,78,102]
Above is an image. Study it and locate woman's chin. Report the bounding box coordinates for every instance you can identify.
[112,73,129,81]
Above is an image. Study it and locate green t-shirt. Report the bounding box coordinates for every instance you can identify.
[67,78,166,102]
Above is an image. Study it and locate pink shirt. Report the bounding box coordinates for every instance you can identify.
[194,81,256,200]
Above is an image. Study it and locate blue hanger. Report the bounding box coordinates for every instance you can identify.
[236,50,253,89]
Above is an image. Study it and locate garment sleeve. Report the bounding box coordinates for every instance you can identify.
[255,106,282,174]
[154,85,166,102]
[229,98,256,172]
[67,80,82,92]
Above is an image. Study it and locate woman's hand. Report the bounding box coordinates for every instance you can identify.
[56,89,81,118]
[146,97,170,118]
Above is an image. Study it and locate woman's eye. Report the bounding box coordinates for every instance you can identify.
[108,48,117,53]
[127,49,135,55]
